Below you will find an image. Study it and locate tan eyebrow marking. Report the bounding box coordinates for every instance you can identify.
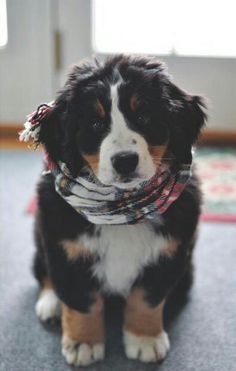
[130,95,139,112]
[95,99,106,118]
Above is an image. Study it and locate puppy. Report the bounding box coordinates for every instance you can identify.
[31,55,206,366]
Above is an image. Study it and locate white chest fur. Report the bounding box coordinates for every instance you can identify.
[80,222,168,297]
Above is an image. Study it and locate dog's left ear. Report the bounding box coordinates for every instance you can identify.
[165,82,207,164]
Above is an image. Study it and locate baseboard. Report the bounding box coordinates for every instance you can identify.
[198,129,236,145]
[0,124,27,149]
[1,123,236,148]
[0,123,22,136]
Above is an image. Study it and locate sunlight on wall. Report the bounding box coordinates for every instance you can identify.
[93,0,236,57]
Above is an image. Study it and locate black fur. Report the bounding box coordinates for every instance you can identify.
[34,55,206,315]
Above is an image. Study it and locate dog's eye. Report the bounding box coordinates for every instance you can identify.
[136,115,149,127]
[92,121,105,133]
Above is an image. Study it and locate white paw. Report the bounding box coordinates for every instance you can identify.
[123,330,170,363]
[62,340,105,366]
[35,288,61,322]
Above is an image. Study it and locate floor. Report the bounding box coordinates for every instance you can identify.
[0,150,236,371]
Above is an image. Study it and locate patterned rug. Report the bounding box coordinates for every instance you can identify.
[195,147,236,222]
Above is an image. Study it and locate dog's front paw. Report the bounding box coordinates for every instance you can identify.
[123,330,170,363]
[62,336,105,366]
[35,289,61,322]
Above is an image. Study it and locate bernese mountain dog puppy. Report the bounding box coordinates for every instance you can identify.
[31,55,206,366]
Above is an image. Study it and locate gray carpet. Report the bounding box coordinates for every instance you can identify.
[0,150,236,371]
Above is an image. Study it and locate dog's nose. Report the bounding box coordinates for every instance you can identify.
[111,151,139,175]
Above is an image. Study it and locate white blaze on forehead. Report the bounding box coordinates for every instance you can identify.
[98,82,156,186]
[109,83,135,147]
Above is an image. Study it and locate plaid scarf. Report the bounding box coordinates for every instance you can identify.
[20,103,192,225]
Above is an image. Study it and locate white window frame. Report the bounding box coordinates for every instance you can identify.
[92,0,236,58]
[0,0,8,48]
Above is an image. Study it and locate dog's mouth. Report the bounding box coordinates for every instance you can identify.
[120,175,136,183]
[110,172,148,189]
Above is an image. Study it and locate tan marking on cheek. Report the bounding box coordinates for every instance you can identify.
[160,238,179,258]
[83,154,99,176]
[149,144,168,167]
[124,288,165,337]
[130,95,139,112]
[62,240,92,262]
[62,296,105,345]
[95,99,106,118]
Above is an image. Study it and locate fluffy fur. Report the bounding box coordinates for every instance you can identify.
[32,55,206,366]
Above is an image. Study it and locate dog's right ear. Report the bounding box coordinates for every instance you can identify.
[19,92,68,164]
[38,91,84,177]
[38,96,67,165]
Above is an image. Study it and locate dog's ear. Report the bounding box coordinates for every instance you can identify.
[38,100,65,164]
[39,92,83,177]
[165,82,207,163]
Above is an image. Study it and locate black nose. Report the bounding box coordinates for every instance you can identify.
[111,151,139,176]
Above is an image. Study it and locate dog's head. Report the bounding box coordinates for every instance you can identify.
[39,55,206,187]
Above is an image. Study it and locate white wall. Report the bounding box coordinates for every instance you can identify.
[0,0,55,123]
[0,0,92,123]
[57,0,92,87]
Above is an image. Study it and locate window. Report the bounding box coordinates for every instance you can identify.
[0,0,8,47]
[92,0,236,57]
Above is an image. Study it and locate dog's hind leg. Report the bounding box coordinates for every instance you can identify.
[33,250,61,322]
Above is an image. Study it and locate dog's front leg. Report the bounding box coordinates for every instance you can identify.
[123,288,169,363]
[123,239,192,363]
[44,239,105,366]
[61,295,105,367]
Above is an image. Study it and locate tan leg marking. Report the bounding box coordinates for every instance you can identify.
[61,240,92,262]
[62,296,105,345]
[36,277,61,321]
[124,288,165,337]
[41,277,53,290]
[83,154,99,176]
[123,289,170,362]
[62,296,105,365]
